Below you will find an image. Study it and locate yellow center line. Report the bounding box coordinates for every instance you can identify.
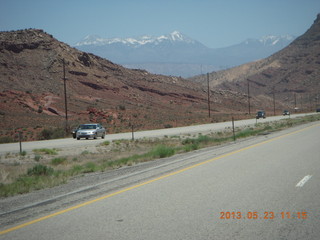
[1,123,319,235]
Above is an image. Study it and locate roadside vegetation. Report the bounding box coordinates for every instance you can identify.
[0,114,319,197]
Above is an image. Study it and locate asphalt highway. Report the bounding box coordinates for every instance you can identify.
[1,120,319,239]
[0,113,315,155]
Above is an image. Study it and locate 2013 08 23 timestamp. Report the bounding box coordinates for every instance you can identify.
[220,211,308,220]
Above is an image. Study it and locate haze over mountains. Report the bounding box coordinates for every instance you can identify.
[192,13,320,111]
[75,31,295,77]
[1,14,319,141]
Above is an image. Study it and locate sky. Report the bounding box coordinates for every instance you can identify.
[1,0,320,48]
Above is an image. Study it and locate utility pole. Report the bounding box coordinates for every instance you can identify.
[63,59,68,134]
[19,131,22,154]
[207,73,211,118]
[247,79,251,115]
[309,94,312,111]
[294,93,297,113]
[273,88,276,116]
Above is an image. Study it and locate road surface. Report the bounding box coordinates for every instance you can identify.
[0,113,315,155]
[1,120,319,239]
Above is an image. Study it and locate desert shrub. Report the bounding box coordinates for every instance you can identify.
[81,150,90,155]
[37,106,43,113]
[33,148,58,155]
[0,136,13,143]
[27,164,54,176]
[34,155,41,161]
[182,138,197,145]
[101,140,110,146]
[70,165,84,175]
[184,143,200,152]
[83,162,98,173]
[20,151,27,156]
[118,105,126,110]
[235,128,259,138]
[39,128,65,140]
[51,157,67,165]
[151,145,175,158]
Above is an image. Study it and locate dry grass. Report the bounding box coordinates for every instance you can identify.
[1,114,319,197]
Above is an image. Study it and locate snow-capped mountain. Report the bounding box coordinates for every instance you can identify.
[241,35,295,48]
[76,31,199,47]
[74,32,295,77]
[75,31,208,64]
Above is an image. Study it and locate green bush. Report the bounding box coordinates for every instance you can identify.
[182,135,211,145]
[184,143,200,152]
[197,135,211,144]
[235,129,255,138]
[0,136,13,143]
[151,145,175,158]
[33,148,58,155]
[34,155,41,161]
[81,150,90,155]
[101,140,110,146]
[83,162,98,173]
[27,164,54,176]
[20,151,27,156]
[70,165,84,175]
[182,138,197,145]
[39,128,65,140]
[51,157,67,165]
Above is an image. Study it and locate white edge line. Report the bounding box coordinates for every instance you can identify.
[296,175,312,187]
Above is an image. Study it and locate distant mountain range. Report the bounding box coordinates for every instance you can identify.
[191,13,320,111]
[0,29,219,134]
[75,31,295,77]
[1,14,319,137]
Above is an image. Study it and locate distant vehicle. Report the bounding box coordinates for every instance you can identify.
[283,110,290,116]
[316,108,320,112]
[256,110,266,119]
[76,123,106,140]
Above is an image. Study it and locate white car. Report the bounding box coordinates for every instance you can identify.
[76,123,106,140]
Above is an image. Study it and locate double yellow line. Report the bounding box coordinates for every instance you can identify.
[1,123,319,235]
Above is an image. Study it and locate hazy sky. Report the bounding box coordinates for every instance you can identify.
[1,0,319,48]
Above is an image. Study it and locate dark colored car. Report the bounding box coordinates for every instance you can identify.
[316,108,320,112]
[72,126,80,138]
[283,110,290,116]
[256,111,266,119]
[76,123,106,140]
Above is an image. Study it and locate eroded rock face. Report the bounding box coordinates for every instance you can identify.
[0,29,52,52]
[1,29,221,134]
[78,52,92,67]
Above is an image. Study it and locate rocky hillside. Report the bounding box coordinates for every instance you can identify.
[0,29,249,141]
[190,14,320,111]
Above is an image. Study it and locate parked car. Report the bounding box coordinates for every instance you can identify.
[76,123,106,140]
[316,108,320,112]
[256,110,266,119]
[283,110,290,116]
